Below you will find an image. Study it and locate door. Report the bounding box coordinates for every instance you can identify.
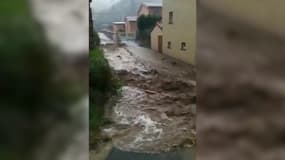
[158,35,163,53]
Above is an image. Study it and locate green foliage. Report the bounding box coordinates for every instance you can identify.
[0,18,83,116]
[0,0,30,16]
[0,1,84,159]
[137,15,161,47]
[89,48,112,95]
[0,5,53,115]
[89,48,122,149]
[89,48,112,130]
[137,15,161,31]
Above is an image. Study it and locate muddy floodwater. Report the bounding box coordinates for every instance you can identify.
[100,46,196,154]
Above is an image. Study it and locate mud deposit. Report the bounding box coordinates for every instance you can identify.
[102,47,196,153]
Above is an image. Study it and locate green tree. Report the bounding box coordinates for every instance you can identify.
[137,15,161,47]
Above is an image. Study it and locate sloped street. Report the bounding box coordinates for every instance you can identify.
[99,43,196,157]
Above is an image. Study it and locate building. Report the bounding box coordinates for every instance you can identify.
[112,22,126,40]
[125,16,138,40]
[137,2,162,17]
[151,23,163,53]
[162,0,196,64]
[112,22,125,33]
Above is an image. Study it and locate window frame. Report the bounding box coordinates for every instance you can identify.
[181,42,187,51]
[167,41,172,49]
[169,11,173,24]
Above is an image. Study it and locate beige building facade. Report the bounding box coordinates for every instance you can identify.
[162,0,196,64]
[125,16,137,39]
[151,23,163,53]
[112,22,125,33]
[138,2,162,17]
[112,22,125,40]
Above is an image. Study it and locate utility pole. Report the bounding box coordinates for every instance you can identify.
[89,0,95,49]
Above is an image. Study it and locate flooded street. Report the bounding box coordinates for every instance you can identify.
[101,45,196,153]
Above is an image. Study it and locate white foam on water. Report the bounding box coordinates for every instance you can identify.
[113,86,163,149]
[133,114,163,144]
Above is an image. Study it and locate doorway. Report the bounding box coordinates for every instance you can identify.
[158,35,163,53]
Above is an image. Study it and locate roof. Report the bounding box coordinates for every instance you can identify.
[142,2,162,8]
[125,16,138,22]
[156,22,163,30]
[151,23,163,34]
[112,22,125,25]
[137,2,162,15]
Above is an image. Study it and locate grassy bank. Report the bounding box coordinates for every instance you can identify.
[89,48,111,129]
[89,47,120,148]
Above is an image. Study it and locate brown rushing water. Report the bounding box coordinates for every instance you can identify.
[101,47,196,153]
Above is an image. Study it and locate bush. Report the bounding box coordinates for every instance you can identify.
[137,15,161,31]
[89,48,112,93]
[89,48,112,130]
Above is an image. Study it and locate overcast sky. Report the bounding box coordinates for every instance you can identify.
[91,0,120,12]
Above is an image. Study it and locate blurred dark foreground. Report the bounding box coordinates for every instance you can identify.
[0,1,88,160]
[197,1,285,160]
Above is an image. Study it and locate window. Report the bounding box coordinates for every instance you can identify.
[181,42,187,51]
[169,11,173,24]
[167,41,171,49]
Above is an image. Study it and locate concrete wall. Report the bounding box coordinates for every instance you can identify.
[162,0,196,64]
[112,24,126,40]
[200,0,285,38]
[126,21,137,33]
[126,21,137,40]
[113,24,125,33]
[151,25,163,52]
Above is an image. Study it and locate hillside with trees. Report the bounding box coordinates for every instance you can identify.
[93,0,162,29]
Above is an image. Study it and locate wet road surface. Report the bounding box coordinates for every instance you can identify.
[107,147,195,160]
